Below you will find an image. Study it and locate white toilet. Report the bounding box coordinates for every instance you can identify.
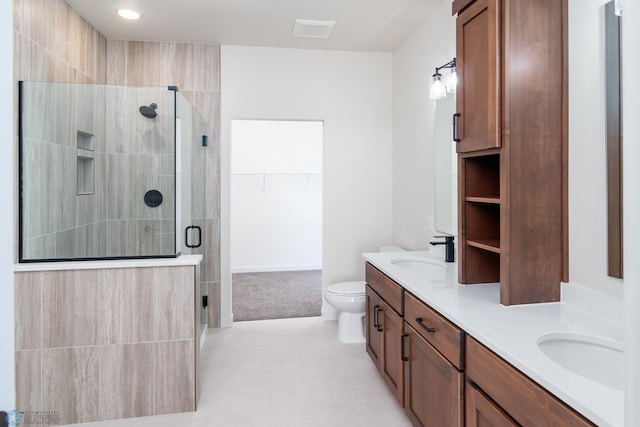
[325,281,367,343]
[325,246,406,343]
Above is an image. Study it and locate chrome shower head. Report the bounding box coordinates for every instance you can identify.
[139,103,158,119]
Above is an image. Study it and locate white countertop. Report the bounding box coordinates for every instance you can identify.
[14,254,203,272]
[363,250,623,427]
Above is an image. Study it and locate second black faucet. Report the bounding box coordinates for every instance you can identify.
[429,235,455,263]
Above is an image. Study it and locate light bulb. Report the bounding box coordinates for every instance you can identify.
[446,67,457,93]
[430,73,447,100]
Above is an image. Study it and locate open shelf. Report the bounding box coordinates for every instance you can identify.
[463,154,500,199]
[466,196,500,204]
[460,153,501,284]
[467,239,501,253]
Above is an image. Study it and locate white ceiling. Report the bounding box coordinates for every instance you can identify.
[64,0,442,52]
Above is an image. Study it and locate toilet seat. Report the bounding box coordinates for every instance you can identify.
[326,281,366,296]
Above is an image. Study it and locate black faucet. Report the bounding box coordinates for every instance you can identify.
[429,235,455,263]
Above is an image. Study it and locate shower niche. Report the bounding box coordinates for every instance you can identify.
[77,131,95,195]
[19,81,210,262]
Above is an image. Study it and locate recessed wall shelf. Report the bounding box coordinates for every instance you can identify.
[77,130,95,195]
[77,130,95,151]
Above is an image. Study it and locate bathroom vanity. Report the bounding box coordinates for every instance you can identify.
[363,251,623,427]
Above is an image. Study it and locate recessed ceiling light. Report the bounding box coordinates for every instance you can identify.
[117,9,142,20]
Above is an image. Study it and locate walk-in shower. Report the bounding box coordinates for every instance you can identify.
[18,81,210,262]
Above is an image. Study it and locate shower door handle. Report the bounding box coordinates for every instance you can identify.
[185,225,202,248]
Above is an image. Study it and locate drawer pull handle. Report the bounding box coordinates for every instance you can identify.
[401,333,409,362]
[374,306,383,332]
[416,317,436,333]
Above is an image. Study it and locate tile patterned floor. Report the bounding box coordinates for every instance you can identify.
[64,317,413,427]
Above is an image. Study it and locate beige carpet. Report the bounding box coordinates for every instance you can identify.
[232,270,322,321]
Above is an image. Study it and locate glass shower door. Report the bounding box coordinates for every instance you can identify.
[177,93,208,334]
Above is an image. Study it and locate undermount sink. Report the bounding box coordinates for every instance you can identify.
[537,332,624,390]
[390,257,446,281]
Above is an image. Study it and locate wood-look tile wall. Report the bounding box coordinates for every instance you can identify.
[14,3,217,424]
[107,40,221,327]
[14,265,198,425]
[13,0,107,84]
[14,0,221,326]
[13,0,108,261]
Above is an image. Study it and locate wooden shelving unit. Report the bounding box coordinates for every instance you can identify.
[454,0,567,305]
[459,153,501,283]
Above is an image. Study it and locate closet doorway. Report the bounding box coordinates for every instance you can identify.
[230,120,323,321]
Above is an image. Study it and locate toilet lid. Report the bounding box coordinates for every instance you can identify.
[327,281,366,296]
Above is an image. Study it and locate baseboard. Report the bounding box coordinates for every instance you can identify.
[231,264,322,273]
[220,315,234,328]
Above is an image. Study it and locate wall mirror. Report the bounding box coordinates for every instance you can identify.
[434,94,457,236]
[605,0,623,278]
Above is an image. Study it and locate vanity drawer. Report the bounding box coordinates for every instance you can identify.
[365,262,403,315]
[404,291,464,370]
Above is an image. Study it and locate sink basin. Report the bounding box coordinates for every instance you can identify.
[537,332,624,390]
[390,257,446,281]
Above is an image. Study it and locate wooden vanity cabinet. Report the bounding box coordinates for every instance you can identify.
[364,266,597,427]
[466,382,518,427]
[365,263,405,406]
[455,0,500,154]
[365,285,383,366]
[453,0,568,305]
[403,292,464,427]
[465,336,596,427]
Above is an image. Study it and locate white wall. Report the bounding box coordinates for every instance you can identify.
[392,0,456,250]
[568,0,623,297]
[231,120,323,272]
[0,0,15,410]
[221,46,393,323]
[623,0,640,424]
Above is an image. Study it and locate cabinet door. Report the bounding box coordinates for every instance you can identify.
[380,299,404,406]
[466,382,518,427]
[365,285,383,366]
[456,0,500,153]
[404,324,463,427]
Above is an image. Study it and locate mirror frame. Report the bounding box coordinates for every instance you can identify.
[605,1,623,278]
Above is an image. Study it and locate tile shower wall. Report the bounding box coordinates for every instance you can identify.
[107,40,222,327]
[13,0,108,260]
[14,265,199,425]
[21,82,108,259]
[14,0,221,324]
[104,86,176,257]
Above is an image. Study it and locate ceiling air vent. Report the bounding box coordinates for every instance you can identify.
[292,19,336,39]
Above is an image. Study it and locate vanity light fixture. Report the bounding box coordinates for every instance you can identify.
[117,9,142,20]
[429,58,457,100]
